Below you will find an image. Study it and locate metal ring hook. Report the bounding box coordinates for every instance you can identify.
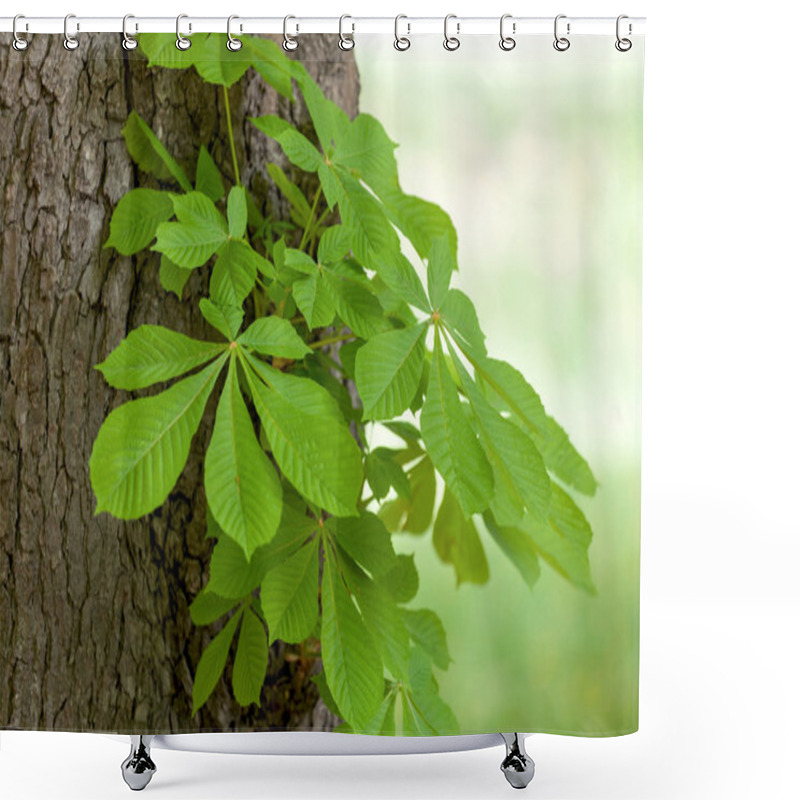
[227,15,242,51]
[63,13,79,51]
[443,14,460,51]
[553,14,570,52]
[176,14,191,51]
[122,15,138,51]
[12,14,29,51]
[283,15,299,51]
[499,14,516,51]
[615,14,632,51]
[394,14,410,51]
[338,14,355,51]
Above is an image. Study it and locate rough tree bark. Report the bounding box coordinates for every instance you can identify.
[0,33,359,733]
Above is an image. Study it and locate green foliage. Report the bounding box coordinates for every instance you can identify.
[205,360,283,559]
[93,35,599,731]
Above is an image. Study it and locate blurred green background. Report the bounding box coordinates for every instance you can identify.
[356,35,643,736]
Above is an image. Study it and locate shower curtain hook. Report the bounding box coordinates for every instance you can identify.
[63,14,79,51]
[283,15,299,51]
[499,14,516,51]
[615,15,632,51]
[338,14,355,51]
[122,15,138,51]
[553,14,570,51]
[443,14,460,51]
[227,15,243,51]
[175,14,191,50]
[12,14,29,51]
[394,14,411,51]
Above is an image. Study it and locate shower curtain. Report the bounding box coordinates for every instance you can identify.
[0,26,643,738]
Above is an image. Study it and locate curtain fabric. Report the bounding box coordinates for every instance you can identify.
[0,30,643,737]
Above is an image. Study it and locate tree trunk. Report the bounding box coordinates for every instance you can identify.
[0,33,358,733]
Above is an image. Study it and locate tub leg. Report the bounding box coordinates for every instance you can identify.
[500,733,535,789]
[121,735,156,791]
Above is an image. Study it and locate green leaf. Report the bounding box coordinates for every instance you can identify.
[310,670,344,720]
[195,145,225,202]
[192,608,241,714]
[405,648,459,734]
[324,264,389,340]
[337,340,363,379]
[483,512,541,590]
[193,33,251,87]
[261,501,319,571]
[204,359,283,559]
[371,250,431,313]
[121,110,192,191]
[242,355,362,517]
[336,167,399,264]
[282,248,317,276]
[292,63,352,153]
[355,323,427,421]
[426,234,454,309]
[249,356,342,418]
[153,192,229,268]
[318,163,344,209]
[104,189,174,255]
[340,554,410,683]
[365,448,411,501]
[335,113,399,187]
[520,484,595,594]
[363,686,398,736]
[433,487,489,586]
[189,588,238,626]
[379,456,436,535]
[137,33,197,70]
[331,512,397,577]
[378,187,458,263]
[250,115,323,171]
[400,688,430,734]
[208,531,274,599]
[472,356,598,496]
[317,225,351,265]
[293,268,337,329]
[227,185,248,239]
[404,609,452,669]
[96,324,225,391]
[90,356,225,518]
[420,332,493,516]
[237,317,311,360]
[261,539,320,644]
[210,239,262,306]
[321,540,384,729]
[246,36,295,100]
[441,289,486,356]
[382,420,422,443]
[267,162,311,221]
[232,606,268,706]
[200,298,244,341]
[452,354,550,526]
[383,554,419,604]
[159,257,193,298]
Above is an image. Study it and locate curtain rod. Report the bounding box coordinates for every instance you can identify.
[0,16,646,37]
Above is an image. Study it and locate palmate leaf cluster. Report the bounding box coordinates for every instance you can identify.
[92,34,599,734]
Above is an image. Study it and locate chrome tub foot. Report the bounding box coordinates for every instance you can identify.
[121,735,156,791]
[500,733,535,789]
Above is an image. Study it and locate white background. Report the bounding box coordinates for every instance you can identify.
[2,1,798,798]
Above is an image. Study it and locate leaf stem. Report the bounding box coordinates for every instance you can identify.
[299,185,322,252]
[223,85,241,186]
[309,332,356,350]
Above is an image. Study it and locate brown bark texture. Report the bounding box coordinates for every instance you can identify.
[0,33,359,733]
